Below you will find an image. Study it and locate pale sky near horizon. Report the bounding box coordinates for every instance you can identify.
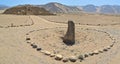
[0,0,120,6]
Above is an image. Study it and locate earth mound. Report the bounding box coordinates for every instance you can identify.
[3,5,54,15]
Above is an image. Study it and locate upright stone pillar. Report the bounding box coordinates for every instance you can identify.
[62,21,75,46]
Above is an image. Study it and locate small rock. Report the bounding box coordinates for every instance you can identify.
[93,50,99,54]
[44,51,51,55]
[26,38,30,40]
[55,54,63,60]
[26,33,29,35]
[89,52,94,56]
[98,49,103,53]
[50,53,55,57]
[69,56,77,62]
[31,44,34,46]
[63,58,69,62]
[110,44,114,47]
[78,55,84,60]
[20,25,23,26]
[36,48,42,51]
[84,53,89,58]
[103,48,108,51]
[32,44,37,48]
[106,46,111,49]
[27,41,31,43]
[40,50,45,53]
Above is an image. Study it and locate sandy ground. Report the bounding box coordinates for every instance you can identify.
[0,10,5,14]
[0,14,120,64]
[29,27,113,57]
[40,14,120,25]
[0,15,33,27]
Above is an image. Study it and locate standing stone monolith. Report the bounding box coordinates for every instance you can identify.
[62,21,75,46]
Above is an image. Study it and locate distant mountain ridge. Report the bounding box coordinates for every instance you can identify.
[78,4,120,14]
[37,2,82,13]
[37,2,120,14]
[0,5,9,10]
[2,2,120,15]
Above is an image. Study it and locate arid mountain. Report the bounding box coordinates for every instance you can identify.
[37,2,120,14]
[82,4,98,13]
[0,5,9,10]
[2,2,120,14]
[3,5,54,15]
[99,5,120,14]
[78,5,120,14]
[37,2,82,13]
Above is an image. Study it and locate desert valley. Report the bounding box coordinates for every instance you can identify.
[0,2,120,64]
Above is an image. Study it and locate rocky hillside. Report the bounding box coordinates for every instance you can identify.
[3,5,54,15]
[37,2,82,13]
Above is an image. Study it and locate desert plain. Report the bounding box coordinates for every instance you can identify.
[0,12,120,64]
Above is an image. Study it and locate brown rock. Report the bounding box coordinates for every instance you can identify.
[50,53,55,57]
[26,37,30,40]
[69,56,77,62]
[55,54,63,60]
[62,21,75,46]
[89,52,94,56]
[93,50,99,54]
[103,48,108,51]
[98,49,104,53]
[84,53,89,58]
[63,58,69,62]
[36,48,42,51]
[43,51,51,55]
[78,55,84,60]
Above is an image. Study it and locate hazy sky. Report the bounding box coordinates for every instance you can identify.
[0,0,120,6]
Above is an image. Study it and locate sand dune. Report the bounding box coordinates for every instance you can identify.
[0,14,120,64]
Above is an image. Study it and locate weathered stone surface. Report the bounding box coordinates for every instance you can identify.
[93,50,99,54]
[89,52,94,56]
[43,51,51,55]
[55,54,63,60]
[63,58,69,62]
[62,21,75,46]
[50,53,55,57]
[36,48,42,51]
[26,37,30,40]
[98,49,104,53]
[32,44,37,48]
[103,48,108,51]
[78,55,84,60]
[26,41,31,43]
[106,46,111,49]
[84,53,89,57]
[110,44,114,47]
[69,56,77,62]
